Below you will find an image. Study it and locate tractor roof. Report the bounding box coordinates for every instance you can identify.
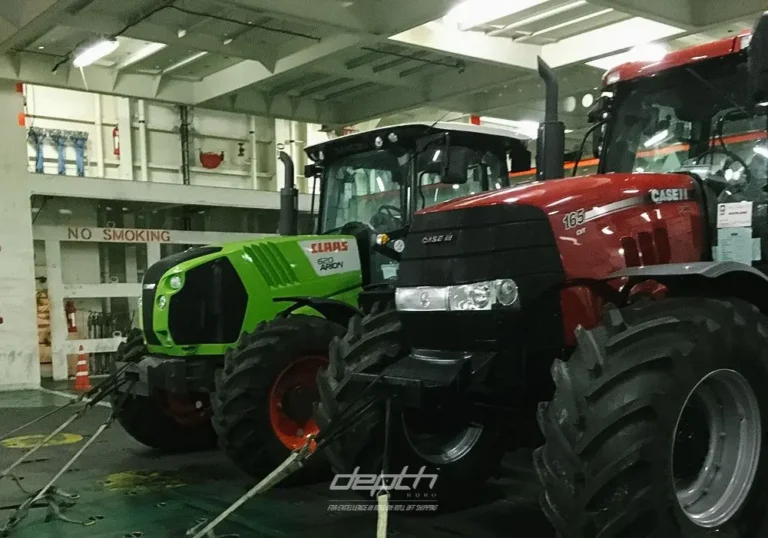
[603,32,751,87]
[305,121,530,159]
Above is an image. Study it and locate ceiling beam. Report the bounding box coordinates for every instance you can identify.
[59,13,279,68]
[587,0,694,30]
[313,60,418,88]
[390,22,541,70]
[458,65,603,117]
[334,63,530,124]
[0,51,194,102]
[693,0,765,28]
[0,0,86,54]
[220,0,372,34]
[541,16,685,67]
[203,90,341,124]
[193,34,364,103]
[343,0,457,35]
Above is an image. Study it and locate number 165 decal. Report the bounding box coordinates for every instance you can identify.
[562,209,585,230]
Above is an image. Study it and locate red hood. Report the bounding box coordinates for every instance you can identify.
[418,172,697,215]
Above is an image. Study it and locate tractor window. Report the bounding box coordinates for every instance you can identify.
[415,147,505,209]
[604,92,696,174]
[321,149,406,234]
[604,58,750,175]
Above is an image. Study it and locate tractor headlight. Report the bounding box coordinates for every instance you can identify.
[169,275,183,290]
[157,295,168,310]
[395,279,520,312]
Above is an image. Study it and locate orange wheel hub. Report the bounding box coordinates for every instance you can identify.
[268,356,327,451]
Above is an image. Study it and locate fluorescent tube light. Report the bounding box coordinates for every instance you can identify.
[117,42,167,69]
[73,38,119,68]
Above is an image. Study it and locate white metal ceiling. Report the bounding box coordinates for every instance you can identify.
[0,0,764,131]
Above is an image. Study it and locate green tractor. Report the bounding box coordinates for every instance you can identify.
[112,122,532,476]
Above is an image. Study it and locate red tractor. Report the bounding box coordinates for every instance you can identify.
[316,14,768,537]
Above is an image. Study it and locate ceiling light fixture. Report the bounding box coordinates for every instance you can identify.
[487,1,587,36]
[520,8,613,39]
[223,38,233,45]
[116,42,167,70]
[162,51,208,74]
[73,38,119,68]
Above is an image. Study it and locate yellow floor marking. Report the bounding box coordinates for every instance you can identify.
[1,433,83,449]
[102,470,186,492]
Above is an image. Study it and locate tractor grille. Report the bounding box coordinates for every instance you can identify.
[397,204,565,351]
[141,246,222,346]
[168,257,248,345]
[242,242,299,287]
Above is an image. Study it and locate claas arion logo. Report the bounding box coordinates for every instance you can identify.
[310,241,349,254]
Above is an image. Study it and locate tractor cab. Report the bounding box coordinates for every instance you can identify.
[304,122,532,285]
[586,30,768,267]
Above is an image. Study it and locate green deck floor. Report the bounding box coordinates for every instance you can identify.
[0,387,552,538]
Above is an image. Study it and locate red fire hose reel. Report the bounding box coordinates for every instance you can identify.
[199,151,224,169]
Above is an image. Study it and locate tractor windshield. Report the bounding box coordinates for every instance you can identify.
[320,144,508,234]
[603,55,767,179]
[321,149,407,234]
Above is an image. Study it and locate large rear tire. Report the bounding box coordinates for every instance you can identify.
[315,303,505,509]
[112,329,217,452]
[536,297,768,537]
[212,315,345,478]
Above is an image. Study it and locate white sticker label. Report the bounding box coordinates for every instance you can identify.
[717,202,753,228]
[381,264,399,280]
[716,227,754,264]
[299,239,361,276]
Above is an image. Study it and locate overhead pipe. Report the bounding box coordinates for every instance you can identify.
[278,151,298,236]
[536,56,565,181]
[138,99,149,182]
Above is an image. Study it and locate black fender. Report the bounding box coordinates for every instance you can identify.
[273,296,362,327]
[606,261,768,313]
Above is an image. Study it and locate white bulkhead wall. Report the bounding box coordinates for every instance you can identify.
[23,85,342,193]
[0,82,40,390]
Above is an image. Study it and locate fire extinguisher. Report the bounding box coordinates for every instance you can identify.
[65,300,77,333]
[112,126,120,156]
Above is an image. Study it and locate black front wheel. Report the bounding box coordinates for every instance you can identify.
[212,315,345,478]
[112,329,217,452]
[315,304,506,509]
[536,297,768,537]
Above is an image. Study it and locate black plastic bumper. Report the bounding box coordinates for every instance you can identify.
[351,350,493,407]
[113,355,220,397]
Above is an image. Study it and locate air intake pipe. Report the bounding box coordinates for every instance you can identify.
[278,151,298,236]
[536,57,565,181]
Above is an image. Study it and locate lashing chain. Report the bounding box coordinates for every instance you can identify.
[0,368,133,536]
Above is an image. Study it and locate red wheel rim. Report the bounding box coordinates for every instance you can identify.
[268,355,327,451]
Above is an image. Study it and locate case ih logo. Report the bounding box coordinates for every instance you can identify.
[310,241,349,254]
[421,233,455,244]
[649,188,690,203]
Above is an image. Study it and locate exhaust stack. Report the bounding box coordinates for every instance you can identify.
[278,151,298,236]
[536,57,565,181]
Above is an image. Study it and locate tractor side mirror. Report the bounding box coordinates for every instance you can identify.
[587,95,611,124]
[749,13,768,104]
[304,163,321,178]
[443,146,473,184]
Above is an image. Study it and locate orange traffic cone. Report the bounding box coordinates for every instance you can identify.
[74,346,91,391]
